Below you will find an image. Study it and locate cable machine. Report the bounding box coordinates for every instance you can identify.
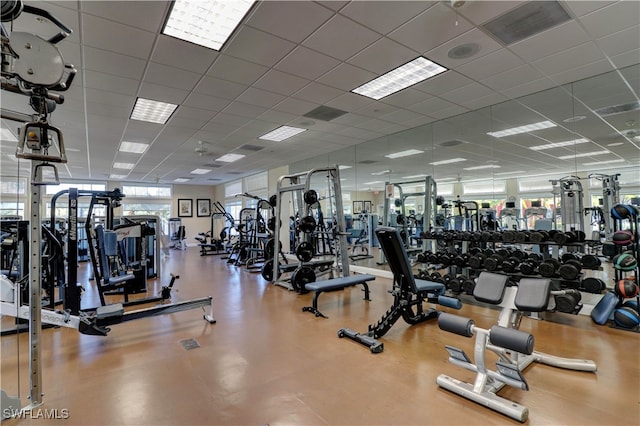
[588,173,620,240]
[550,176,585,234]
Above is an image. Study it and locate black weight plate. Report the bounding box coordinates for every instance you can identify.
[303,189,318,205]
[582,277,605,294]
[290,266,316,293]
[558,264,579,280]
[264,238,279,259]
[581,254,601,268]
[268,194,278,207]
[561,252,578,263]
[295,241,315,262]
[299,215,317,233]
[261,259,278,281]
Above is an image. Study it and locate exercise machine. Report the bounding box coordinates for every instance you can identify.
[195,201,234,255]
[588,173,620,240]
[338,226,461,353]
[551,176,585,234]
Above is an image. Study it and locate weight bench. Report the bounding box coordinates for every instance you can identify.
[472,272,597,372]
[302,274,375,318]
[339,226,462,353]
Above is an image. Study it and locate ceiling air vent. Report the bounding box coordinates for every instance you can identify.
[238,144,264,151]
[202,163,222,168]
[439,139,467,147]
[482,1,571,46]
[595,101,640,117]
[304,105,348,122]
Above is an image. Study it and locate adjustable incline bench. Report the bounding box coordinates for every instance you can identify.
[338,226,461,353]
[302,273,375,318]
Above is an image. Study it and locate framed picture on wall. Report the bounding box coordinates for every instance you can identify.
[353,201,363,214]
[178,199,193,217]
[363,201,372,213]
[197,199,211,217]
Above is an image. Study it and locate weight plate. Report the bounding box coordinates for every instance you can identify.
[295,241,315,262]
[303,189,318,205]
[290,266,316,293]
[299,215,317,233]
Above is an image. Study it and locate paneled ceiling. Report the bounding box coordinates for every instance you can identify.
[1,0,638,187]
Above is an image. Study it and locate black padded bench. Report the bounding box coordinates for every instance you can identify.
[302,274,376,318]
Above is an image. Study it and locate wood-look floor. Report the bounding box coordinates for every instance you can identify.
[1,248,638,426]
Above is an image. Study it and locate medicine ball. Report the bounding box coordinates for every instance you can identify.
[613,252,638,271]
[613,307,640,329]
[611,204,637,220]
[612,230,634,245]
[615,279,639,299]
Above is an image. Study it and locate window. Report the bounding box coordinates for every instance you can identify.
[1,179,26,195]
[45,182,106,195]
[437,183,454,196]
[225,180,242,199]
[122,202,172,234]
[518,177,554,193]
[519,197,555,229]
[463,180,506,195]
[122,185,171,198]
[0,202,24,219]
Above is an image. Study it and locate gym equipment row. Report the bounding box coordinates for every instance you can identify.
[422,228,592,245]
[194,201,235,256]
[436,272,596,422]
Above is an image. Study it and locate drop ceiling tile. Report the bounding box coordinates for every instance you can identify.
[428,104,469,120]
[340,1,434,35]
[86,102,131,119]
[413,71,474,95]
[378,109,425,124]
[326,93,372,111]
[331,113,372,127]
[347,37,419,75]
[611,49,640,69]
[80,14,156,60]
[548,60,615,87]
[579,1,640,39]
[83,47,147,80]
[481,65,546,91]
[315,1,349,12]
[401,115,436,129]
[257,109,300,125]
[292,83,343,104]
[210,113,253,127]
[388,2,473,53]
[145,62,202,91]
[456,48,525,81]
[193,76,247,100]
[85,88,135,108]
[173,106,217,122]
[302,14,381,61]
[439,82,496,105]
[359,118,398,132]
[499,77,559,99]
[533,42,605,76]
[152,35,218,74]
[225,26,296,68]
[380,89,430,108]
[183,93,233,112]
[82,1,168,32]
[236,88,286,108]
[138,82,190,105]
[316,62,377,91]
[460,93,509,111]
[83,70,139,96]
[254,69,311,96]
[273,97,319,115]
[274,46,341,80]
[563,1,615,18]
[598,25,640,58]
[508,20,591,62]
[221,101,269,119]
[356,102,397,118]
[246,1,333,42]
[207,55,269,85]
[407,97,458,115]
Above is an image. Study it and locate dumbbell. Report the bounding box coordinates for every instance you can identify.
[462,277,476,295]
[519,257,540,275]
[439,252,453,266]
[580,277,606,294]
[501,256,522,273]
[581,254,601,269]
[538,258,561,278]
[483,254,504,271]
[416,251,429,263]
[453,253,469,267]
[513,231,529,243]
[558,259,582,280]
[529,230,549,243]
[553,289,582,313]
[501,230,516,243]
[448,275,466,294]
[467,253,487,269]
[554,231,584,245]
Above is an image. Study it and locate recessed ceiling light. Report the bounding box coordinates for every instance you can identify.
[371,170,391,176]
[259,125,307,142]
[352,57,447,100]
[174,178,191,183]
[113,162,135,170]
[190,168,211,174]
[558,150,609,160]
[119,141,149,154]
[110,174,127,179]
[563,115,587,123]
[338,165,352,170]
[0,127,17,142]
[162,0,255,51]
[487,120,556,137]
[463,164,501,170]
[215,153,245,163]
[130,98,178,124]
[385,149,424,159]
[607,142,624,147]
[429,158,467,166]
[530,138,589,151]
[362,181,383,185]
[582,159,625,166]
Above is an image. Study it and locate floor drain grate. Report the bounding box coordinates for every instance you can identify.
[179,338,201,350]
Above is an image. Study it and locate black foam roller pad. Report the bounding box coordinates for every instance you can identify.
[489,325,534,355]
[438,313,474,337]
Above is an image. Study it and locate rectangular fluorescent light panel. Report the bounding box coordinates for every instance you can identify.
[385,149,424,159]
[558,150,609,160]
[487,120,556,137]
[371,170,390,176]
[429,158,467,166]
[215,153,245,163]
[130,98,178,124]
[352,57,447,100]
[402,174,428,179]
[113,162,135,170]
[174,178,191,183]
[463,165,501,170]
[582,159,625,166]
[259,126,307,142]
[529,138,589,151]
[119,141,149,154]
[338,165,352,170]
[109,174,127,180]
[362,181,383,186]
[163,0,254,51]
[190,168,212,175]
